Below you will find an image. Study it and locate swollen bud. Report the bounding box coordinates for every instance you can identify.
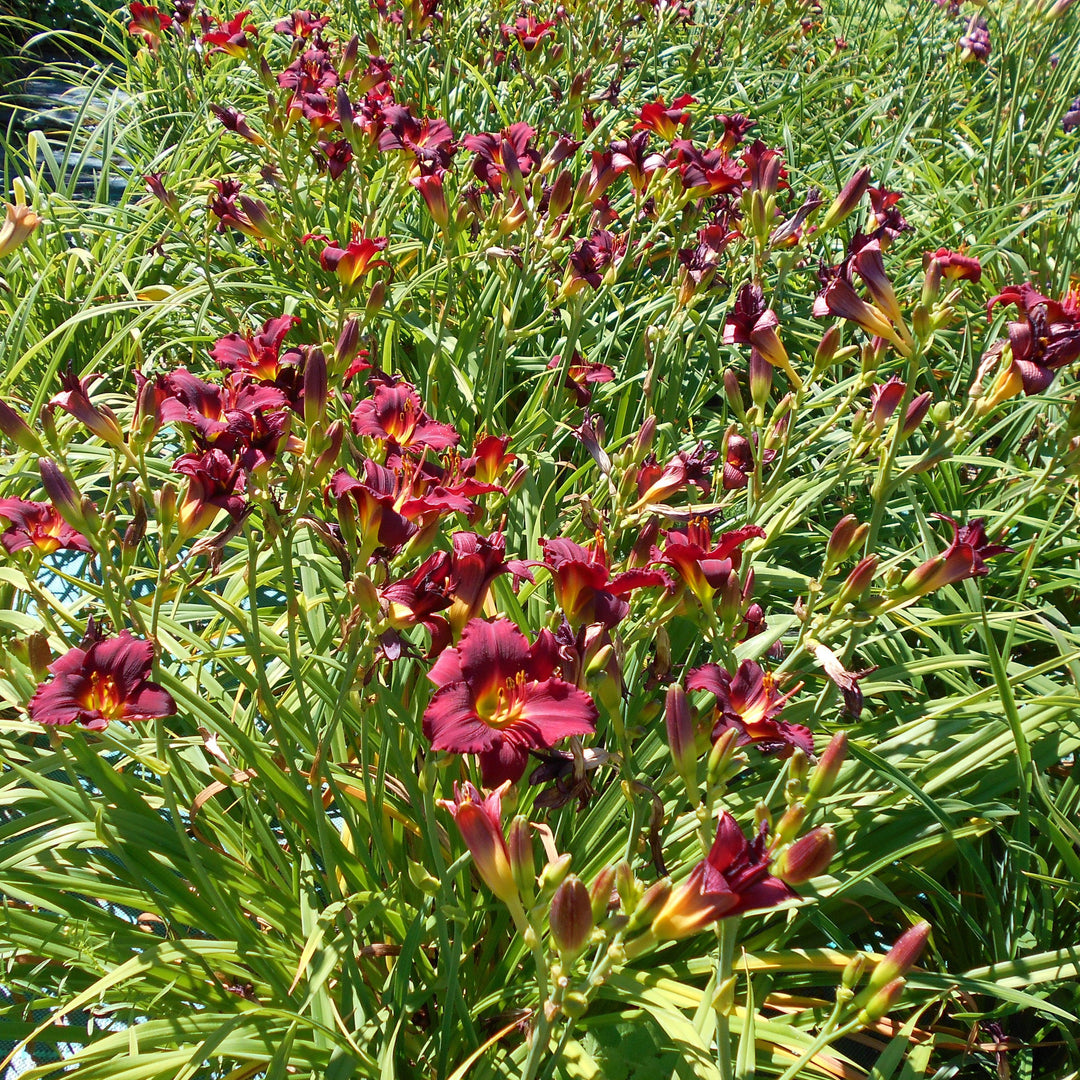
[839,555,878,604]
[665,684,697,792]
[866,921,931,995]
[539,852,572,894]
[775,826,837,883]
[550,875,593,956]
[0,400,44,454]
[628,877,673,932]
[808,732,848,802]
[842,951,867,989]
[723,368,746,420]
[590,865,617,923]
[706,727,741,789]
[303,348,328,428]
[827,514,868,566]
[508,816,536,902]
[857,977,906,1026]
[812,324,842,373]
[820,166,870,231]
[39,459,97,536]
[615,861,642,914]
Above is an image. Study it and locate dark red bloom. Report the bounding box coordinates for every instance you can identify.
[0,499,93,555]
[378,105,455,170]
[278,46,340,128]
[636,442,718,505]
[723,282,791,375]
[210,315,300,382]
[741,140,787,196]
[29,630,176,731]
[722,433,775,490]
[381,550,454,654]
[610,131,669,193]
[423,617,598,786]
[565,229,626,293]
[500,14,556,50]
[900,513,1012,597]
[172,449,248,539]
[460,435,517,485]
[650,812,796,938]
[652,520,764,605]
[209,180,278,241]
[677,221,737,302]
[273,9,330,37]
[445,531,535,636]
[540,535,669,628]
[48,371,126,448]
[867,186,911,245]
[350,377,459,451]
[201,9,257,57]
[548,351,615,406]
[463,123,540,194]
[308,228,388,288]
[128,2,173,48]
[986,282,1080,394]
[687,659,812,757]
[634,94,695,141]
[923,248,982,283]
[209,104,264,144]
[330,463,418,557]
[672,141,744,198]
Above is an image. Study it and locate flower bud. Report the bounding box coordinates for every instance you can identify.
[749,350,773,408]
[808,732,848,801]
[547,170,574,220]
[615,861,641,914]
[842,951,867,989]
[590,865,617,923]
[813,325,842,374]
[303,348,328,428]
[335,318,361,372]
[775,826,836,883]
[723,368,746,420]
[866,921,931,994]
[508,815,535,902]
[539,852,572,894]
[706,727,741,789]
[665,684,697,790]
[839,555,878,604]
[0,400,44,454]
[550,875,593,956]
[772,802,806,848]
[39,459,97,536]
[820,166,870,231]
[857,977,906,1026]
[827,514,867,565]
[628,877,673,932]
[900,392,931,440]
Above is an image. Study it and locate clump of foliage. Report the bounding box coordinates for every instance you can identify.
[1,0,1080,1076]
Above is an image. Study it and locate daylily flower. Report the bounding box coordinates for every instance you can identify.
[548,351,615,406]
[423,617,598,786]
[687,659,812,757]
[436,781,518,902]
[210,315,300,382]
[650,812,795,939]
[48,371,127,449]
[0,499,93,555]
[445,530,535,636]
[329,463,418,557]
[128,2,173,48]
[723,282,800,386]
[209,180,279,242]
[715,113,756,153]
[460,435,517,485]
[677,221,737,304]
[273,9,331,37]
[381,551,454,654]
[634,94,695,141]
[350,376,459,451]
[309,228,389,288]
[867,186,911,246]
[985,282,1080,394]
[811,641,876,718]
[722,433,775,490]
[899,513,1012,597]
[201,10,257,57]
[172,449,248,540]
[316,138,354,179]
[610,131,669,193]
[672,141,744,197]
[563,229,627,294]
[0,194,41,258]
[958,17,991,62]
[652,520,764,607]
[411,169,450,228]
[29,630,176,731]
[463,123,540,194]
[378,105,456,170]
[741,140,787,196]
[500,14,557,50]
[278,46,340,127]
[143,172,178,212]
[209,104,264,144]
[635,442,718,505]
[540,534,669,628]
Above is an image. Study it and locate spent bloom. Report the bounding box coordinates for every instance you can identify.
[29,630,176,731]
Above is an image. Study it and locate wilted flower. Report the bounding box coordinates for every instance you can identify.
[650,812,795,939]
[548,351,615,406]
[423,617,598,786]
[29,630,176,730]
[958,17,991,62]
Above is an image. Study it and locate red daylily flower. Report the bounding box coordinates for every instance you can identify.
[687,659,811,757]
[423,618,598,786]
[548,351,615,406]
[650,812,796,939]
[610,131,669,193]
[273,9,331,37]
[672,141,744,198]
[129,2,173,47]
[29,630,176,731]
[0,499,93,555]
[201,10,257,57]
[48,371,126,448]
[381,551,454,654]
[209,179,278,242]
[330,463,418,557]
[309,228,388,288]
[986,282,1080,394]
[209,104,264,144]
[635,442,718,505]
[436,781,518,902]
[172,449,248,540]
[564,229,627,294]
[652,520,764,606]
[350,376,460,451]
[540,535,669,628]
[446,531,535,636]
[500,14,557,50]
[210,315,300,382]
[677,221,738,303]
[900,513,1012,597]
[278,46,340,128]
[460,435,517,485]
[634,94,695,141]
[378,105,455,171]
[723,282,792,377]
[463,123,540,194]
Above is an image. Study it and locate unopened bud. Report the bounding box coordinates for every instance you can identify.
[628,877,672,932]
[550,875,593,956]
[723,368,746,420]
[0,400,44,454]
[772,802,806,848]
[900,393,931,440]
[633,415,657,459]
[39,459,96,536]
[813,324,842,373]
[335,318,361,372]
[562,991,589,1018]
[548,170,574,220]
[827,514,868,566]
[508,816,535,901]
[820,166,870,231]
[665,684,697,789]
[706,727,740,789]
[842,951,867,989]
[590,865,617,923]
[539,852,572,893]
[615,861,641,914]
[749,350,772,408]
[808,732,848,801]
[866,921,931,994]
[857,977,906,1026]
[775,826,836,883]
[303,348,328,428]
[839,555,878,604]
